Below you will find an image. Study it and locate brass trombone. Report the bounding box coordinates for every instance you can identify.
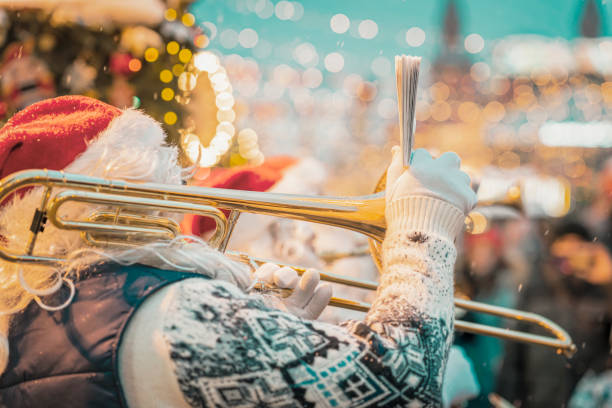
[0,169,576,357]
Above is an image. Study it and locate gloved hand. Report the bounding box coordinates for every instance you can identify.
[386,146,476,212]
[385,146,477,241]
[253,262,332,320]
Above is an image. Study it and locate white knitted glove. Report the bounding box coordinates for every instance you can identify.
[253,263,332,320]
[386,146,477,241]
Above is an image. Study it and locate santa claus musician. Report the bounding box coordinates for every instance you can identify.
[0,96,476,407]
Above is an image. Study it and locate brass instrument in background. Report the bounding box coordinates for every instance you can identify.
[0,169,576,357]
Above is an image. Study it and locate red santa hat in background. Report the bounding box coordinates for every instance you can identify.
[181,155,328,247]
[463,227,504,256]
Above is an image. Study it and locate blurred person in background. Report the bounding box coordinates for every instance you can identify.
[497,221,612,407]
[582,157,612,251]
[455,226,518,407]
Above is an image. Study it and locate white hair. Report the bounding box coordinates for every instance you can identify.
[0,109,251,375]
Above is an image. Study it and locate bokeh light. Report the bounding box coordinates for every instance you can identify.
[275,1,294,20]
[405,27,426,47]
[172,64,184,76]
[178,49,192,64]
[324,52,344,73]
[159,69,173,83]
[164,111,178,125]
[166,41,180,55]
[194,34,209,48]
[128,58,141,72]
[303,67,323,88]
[239,28,259,48]
[193,51,219,72]
[178,72,197,91]
[181,13,195,27]
[293,42,318,67]
[161,87,175,101]
[164,8,177,21]
[358,20,378,40]
[144,48,159,62]
[330,13,350,34]
[470,62,491,82]
[465,33,485,53]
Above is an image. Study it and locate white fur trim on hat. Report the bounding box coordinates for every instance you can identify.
[227,158,328,250]
[65,109,181,185]
[269,157,327,195]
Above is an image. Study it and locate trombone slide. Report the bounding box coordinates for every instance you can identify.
[231,251,576,358]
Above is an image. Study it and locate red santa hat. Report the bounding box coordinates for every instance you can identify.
[181,156,327,238]
[0,95,120,178]
[0,95,176,185]
[464,227,504,255]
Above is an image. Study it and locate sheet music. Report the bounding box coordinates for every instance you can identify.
[395,55,421,168]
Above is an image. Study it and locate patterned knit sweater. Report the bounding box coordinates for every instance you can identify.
[120,198,460,408]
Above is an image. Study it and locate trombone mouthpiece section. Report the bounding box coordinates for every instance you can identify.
[395,55,421,168]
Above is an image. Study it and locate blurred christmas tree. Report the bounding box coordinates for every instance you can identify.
[0,0,208,145]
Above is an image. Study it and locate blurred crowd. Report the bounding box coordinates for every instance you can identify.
[453,157,612,407]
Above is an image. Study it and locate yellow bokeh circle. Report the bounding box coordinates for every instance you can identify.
[160,69,173,83]
[182,13,195,27]
[165,8,177,21]
[164,111,178,125]
[166,41,180,55]
[161,88,175,101]
[178,49,193,64]
[172,64,185,76]
[144,48,159,62]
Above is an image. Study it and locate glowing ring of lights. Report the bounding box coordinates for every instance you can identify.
[145,9,262,168]
[179,51,262,168]
[182,51,236,167]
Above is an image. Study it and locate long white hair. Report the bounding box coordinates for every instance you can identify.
[0,109,251,375]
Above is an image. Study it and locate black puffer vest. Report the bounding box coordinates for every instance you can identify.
[0,263,204,408]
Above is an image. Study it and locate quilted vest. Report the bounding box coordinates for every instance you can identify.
[0,263,204,408]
